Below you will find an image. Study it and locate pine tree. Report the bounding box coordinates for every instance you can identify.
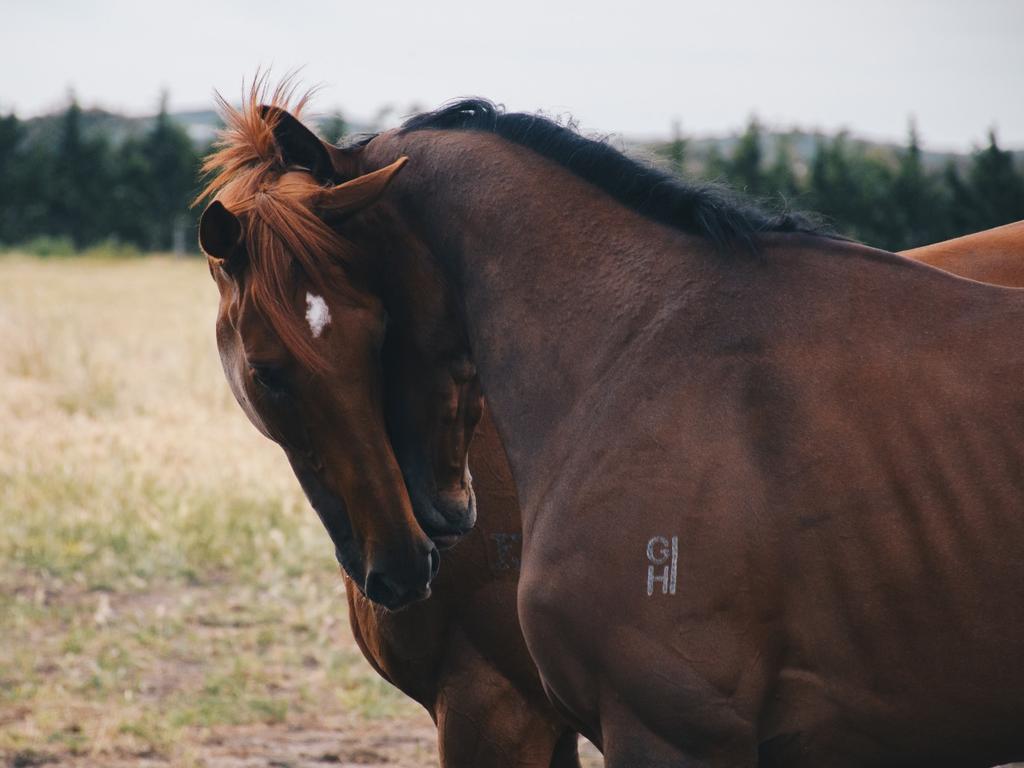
[967,129,1024,231]
[142,92,200,251]
[808,133,897,248]
[764,133,801,204]
[49,98,115,247]
[111,133,157,248]
[667,119,686,175]
[320,111,349,144]
[942,160,976,238]
[729,117,765,196]
[0,113,23,244]
[704,144,729,181]
[891,119,939,249]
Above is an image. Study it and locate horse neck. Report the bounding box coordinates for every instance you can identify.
[370,130,716,501]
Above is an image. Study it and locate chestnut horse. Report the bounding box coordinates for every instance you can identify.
[200,90,1024,766]
[198,86,578,767]
[198,86,483,611]
[903,220,1024,286]
[346,406,580,767]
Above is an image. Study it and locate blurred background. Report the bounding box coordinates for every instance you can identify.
[2,0,1023,256]
[1,2,1021,766]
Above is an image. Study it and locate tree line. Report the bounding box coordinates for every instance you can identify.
[1,100,1022,255]
[657,119,1024,251]
[0,97,201,255]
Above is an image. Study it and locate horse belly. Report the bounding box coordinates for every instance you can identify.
[765,490,1024,766]
[761,668,1024,768]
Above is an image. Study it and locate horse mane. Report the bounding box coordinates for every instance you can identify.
[195,77,357,374]
[401,98,834,248]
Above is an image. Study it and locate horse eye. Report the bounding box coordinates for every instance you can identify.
[250,364,287,392]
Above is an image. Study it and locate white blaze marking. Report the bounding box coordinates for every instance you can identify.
[646,536,678,596]
[305,292,332,338]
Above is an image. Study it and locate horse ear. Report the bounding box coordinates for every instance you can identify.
[199,201,243,266]
[260,105,334,182]
[315,157,409,217]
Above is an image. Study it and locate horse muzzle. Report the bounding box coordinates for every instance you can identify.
[363,541,440,610]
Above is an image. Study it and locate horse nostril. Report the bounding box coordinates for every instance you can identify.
[428,545,440,579]
[364,550,436,610]
[364,570,400,608]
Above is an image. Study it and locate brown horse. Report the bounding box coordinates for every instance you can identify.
[346,406,581,767]
[377,104,1024,768]
[351,219,1024,768]
[200,98,1024,768]
[339,192,1024,766]
[902,220,1024,286]
[198,85,578,767]
[197,84,483,611]
[339,221,1024,768]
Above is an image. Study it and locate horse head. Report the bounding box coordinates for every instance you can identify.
[197,87,480,609]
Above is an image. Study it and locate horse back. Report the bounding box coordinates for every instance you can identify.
[902,220,1024,287]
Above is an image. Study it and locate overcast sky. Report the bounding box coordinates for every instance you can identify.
[3,0,1021,150]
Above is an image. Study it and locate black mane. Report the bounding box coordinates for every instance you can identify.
[401,98,833,248]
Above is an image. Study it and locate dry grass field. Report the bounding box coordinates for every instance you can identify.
[0,254,478,767]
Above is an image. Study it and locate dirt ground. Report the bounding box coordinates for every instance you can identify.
[197,726,605,768]
[7,714,603,768]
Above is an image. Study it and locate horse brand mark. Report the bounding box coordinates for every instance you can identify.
[646,536,678,596]
[305,292,331,338]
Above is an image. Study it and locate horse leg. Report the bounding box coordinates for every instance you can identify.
[436,686,576,768]
[548,729,582,768]
[435,632,577,768]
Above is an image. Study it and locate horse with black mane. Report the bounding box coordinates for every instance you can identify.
[200,84,1024,767]
[350,218,1024,768]
[352,216,1024,765]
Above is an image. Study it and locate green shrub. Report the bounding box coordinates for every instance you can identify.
[20,235,75,257]
[80,239,142,259]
